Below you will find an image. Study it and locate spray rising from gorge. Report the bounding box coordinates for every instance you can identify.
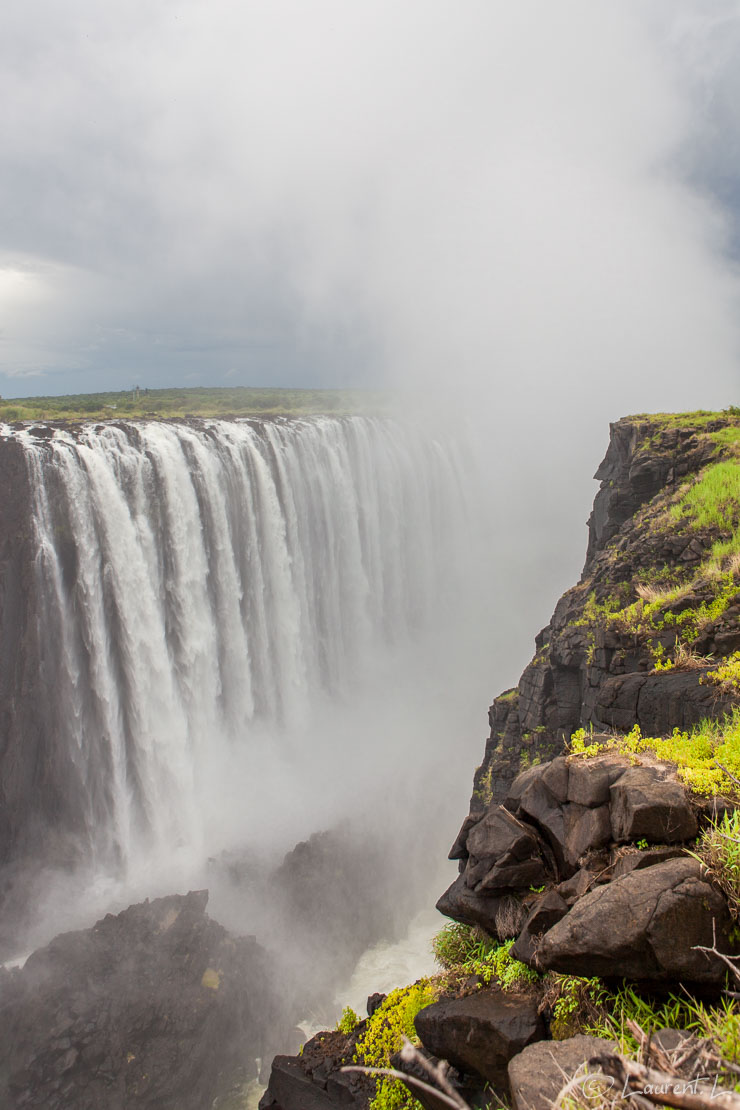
[0,414,489,968]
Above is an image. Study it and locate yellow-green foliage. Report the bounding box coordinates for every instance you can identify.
[432,923,537,989]
[336,1006,360,1035]
[354,982,436,1110]
[704,652,740,695]
[370,1078,423,1110]
[354,982,436,1068]
[549,975,609,1040]
[569,711,740,796]
[595,986,699,1056]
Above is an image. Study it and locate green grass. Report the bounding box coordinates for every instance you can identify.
[432,922,538,990]
[627,408,740,431]
[671,460,740,535]
[0,386,393,423]
[699,808,740,918]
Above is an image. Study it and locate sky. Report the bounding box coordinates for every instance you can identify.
[1,0,739,408]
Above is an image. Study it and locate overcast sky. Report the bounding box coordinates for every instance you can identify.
[1,1,739,408]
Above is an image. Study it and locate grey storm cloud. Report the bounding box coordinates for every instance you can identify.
[0,0,739,414]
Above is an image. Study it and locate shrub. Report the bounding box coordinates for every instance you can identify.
[336,1005,360,1035]
[432,923,537,990]
[353,982,437,1110]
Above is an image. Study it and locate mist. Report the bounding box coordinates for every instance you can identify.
[1,0,740,1054]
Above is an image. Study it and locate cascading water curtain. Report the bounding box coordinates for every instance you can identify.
[19,416,470,870]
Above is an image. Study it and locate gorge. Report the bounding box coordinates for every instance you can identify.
[1,408,739,1108]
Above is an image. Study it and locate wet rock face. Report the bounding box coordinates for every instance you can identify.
[0,435,97,956]
[0,891,278,1110]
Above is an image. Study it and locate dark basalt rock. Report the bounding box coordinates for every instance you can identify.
[507,1035,619,1110]
[465,808,549,893]
[448,815,479,861]
[436,873,509,934]
[511,890,569,965]
[609,767,698,843]
[259,1028,371,1110]
[463,416,740,811]
[0,890,279,1110]
[367,992,386,1017]
[414,989,544,1088]
[611,846,687,878]
[556,867,597,904]
[566,756,626,807]
[537,859,735,983]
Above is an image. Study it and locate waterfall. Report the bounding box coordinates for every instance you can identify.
[10,416,471,879]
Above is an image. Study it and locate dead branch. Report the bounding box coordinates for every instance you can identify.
[341,1065,467,1110]
[714,762,740,791]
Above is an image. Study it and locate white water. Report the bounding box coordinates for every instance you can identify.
[18,415,475,889]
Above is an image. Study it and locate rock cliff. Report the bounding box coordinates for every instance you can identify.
[260,410,740,1110]
[472,412,740,808]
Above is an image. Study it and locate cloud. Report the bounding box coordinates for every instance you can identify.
[0,1,737,404]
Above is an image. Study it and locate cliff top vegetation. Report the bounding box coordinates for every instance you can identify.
[0,385,392,424]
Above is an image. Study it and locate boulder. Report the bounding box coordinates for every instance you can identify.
[611,846,686,879]
[537,859,735,982]
[511,891,569,965]
[448,815,479,861]
[517,771,610,876]
[508,1035,618,1110]
[609,768,697,843]
[415,989,544,1087]
[465,808,549,892]
[518,779,569,874]
[0,891,279,1110]
[566,757,626,807]
[556,868,597,905]
[563,804,612,869]
[259,1056,363,1110]
[436,874,509,934]
[260,1029,370,1110]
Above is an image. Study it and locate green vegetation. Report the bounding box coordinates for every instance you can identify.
[547,974,740,1091]
[704,651,740,695]
[472,763,494,806]
[0,386,392,423]
[574,567,740,662]
[629,408,740,433]
[353,982,437,1110]
[563,415,740,674]
[670,459,740,562]
[698,808,740,918]
[570,711,740,796]
[336,1006,360,1035]
[432,922,537,990]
